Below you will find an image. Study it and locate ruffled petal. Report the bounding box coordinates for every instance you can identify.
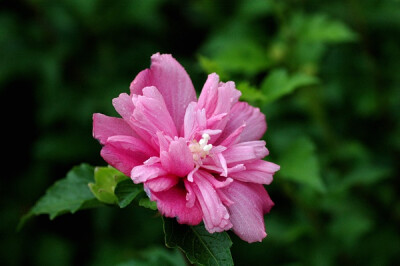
[100,145,143,176]
[192,170,232,233]
[222,181,274,243]
[211,81,241,118]
[220,101,266,143]
[218,124,245,147]
[183,102,207,140]
[132,86,178,139]
[150,185,203,225]
[130,163,167,184]
[93,113,135,145]
[160,137,194,177]
[145,175,179,192]
[112,93,135,123]
[107,135,158,157]
[197,74,241,143]
[229,160,280,184]
[130,53,197,133]
[197,73,220,117]
[222,141,269,165]
[100,134,157,176]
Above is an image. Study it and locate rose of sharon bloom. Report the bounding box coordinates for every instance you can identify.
[93,53,280,243]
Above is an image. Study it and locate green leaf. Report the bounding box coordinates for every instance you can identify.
[114,179,143,208]
[261,69,318,103]
[19,164,101,230]
[138,198,157,211]
[237,81,267,103]
[211,39,270,76]
[279,137,325,192]
[163,218,233,266]
[291,13,358,43]
[237,0,273,19]
[198,55,229,81]
[339,163,391,190]
[88,166,129,204]
[116,247,186,266]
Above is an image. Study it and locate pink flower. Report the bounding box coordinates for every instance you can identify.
[93,53,280,243]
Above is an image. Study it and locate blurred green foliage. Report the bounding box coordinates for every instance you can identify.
[1,0,399,265]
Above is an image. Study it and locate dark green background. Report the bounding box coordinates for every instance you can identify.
[1,0,399,265]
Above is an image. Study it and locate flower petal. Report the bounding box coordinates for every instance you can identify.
[145,175,179,192]
[220,101,267,143]
[183,102,207,140]
[222,181,274,243]
[160,137,194,177]
[132,86,178,139]
[197,73,220,117]
[150,184,203,225]
[218,124,245,147]
[100,145,143,176]
[197,74,241,142]
[222,141,269,165]
[112,93,135,123]
[193,170,232,233]
[93,113,135,145]
[107,135,158,157]
[100,134,157,176]
[130,53,197,133]
[229,160,280,184]
[130,164,167,184]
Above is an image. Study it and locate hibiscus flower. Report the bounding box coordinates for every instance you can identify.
[93,53,280,243]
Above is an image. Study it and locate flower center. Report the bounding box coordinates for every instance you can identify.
[189,133,213,162]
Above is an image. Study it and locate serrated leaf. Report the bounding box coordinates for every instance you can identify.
[261,69,318,103]
[163,218,233,266]
[88,166,129,204]
[114,179,143,208]
[279,137,325,192]
[138,198,157,211]
[19,164,101,230]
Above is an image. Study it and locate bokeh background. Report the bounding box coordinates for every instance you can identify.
[1,0,400,265]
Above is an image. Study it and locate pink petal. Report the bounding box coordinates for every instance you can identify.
[222,141,269,165]
[218,124,245,147]
[145,175,179,192]
[107,135,158,157]
[229,160,280,184]
[201,152,228,177]
[199,170,233,188]
[192,170,233,233]
[160,138,194,177]
[211,81,241,117]
[100,134,157,176]
[93,113,135,145]
[130,53,197,133]
[183,102,207,140]
[197,74,241,143]
[130,164,167,184]
[112,93,135,123]
[197,73,220,117]
[100,144,143,176]
[222,181,274,243]
[220,101,267,143]
[150,185,203,225]
[132,86,178,139]
[184,179,196,208]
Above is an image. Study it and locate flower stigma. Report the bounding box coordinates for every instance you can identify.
[189,133,213,162]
